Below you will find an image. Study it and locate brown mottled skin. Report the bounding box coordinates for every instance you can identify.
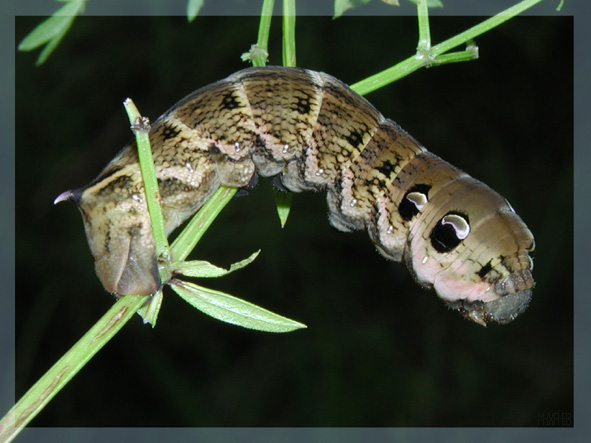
[61,67,535,325]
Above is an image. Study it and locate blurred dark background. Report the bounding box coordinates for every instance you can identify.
[15,15,572,427]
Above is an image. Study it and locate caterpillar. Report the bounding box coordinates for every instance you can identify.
[56,66,535,326]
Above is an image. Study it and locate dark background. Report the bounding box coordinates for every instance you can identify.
[16,15,572,427]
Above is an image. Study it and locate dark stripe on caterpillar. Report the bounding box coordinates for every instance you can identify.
[57,66,535,326]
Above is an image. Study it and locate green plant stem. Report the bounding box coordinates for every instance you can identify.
[416,0,431,55]
[350,0,543,96]
[282,0,297,67]
[430,0,542,55]
[431,45,478,66]
[0,295,148,443]
[257,0,274,51]
[123,99,170,262]
[251,0,275,67]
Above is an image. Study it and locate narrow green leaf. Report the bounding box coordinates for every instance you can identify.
[34,27,68,65]
[187,0,205,22]
[171,280,307,332]
[333,0,371,18]
[174,260,231,278]
[406,0,444,7]
[380,0,400,6]
[136,290,163,327]
[173,250,261,278]
[556,0,564,11]
[18,1,82,51]
[273,189,292,228]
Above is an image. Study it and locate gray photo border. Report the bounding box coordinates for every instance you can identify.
[3,0,585,442]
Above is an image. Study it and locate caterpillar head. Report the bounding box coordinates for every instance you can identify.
[405,180,535,326]
[55,167,161,296]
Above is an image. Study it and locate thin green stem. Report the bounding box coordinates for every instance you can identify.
[257,0,274,50]
[350,56,423,96]
[0,295,148,443]
[350,0,543,96]
[432,45,478,66]
[430,0,544,57]
[123,99,170,262]
[416,0,431,55]
[282,0,297,67]
[251,0,275,67]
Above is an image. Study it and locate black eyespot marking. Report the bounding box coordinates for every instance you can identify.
[477,261,493,279]
[221,91,241,110]
[344,130,364,150]
[375,159,397,177]
[430,212,470,253]
[160,123,182,141]
[293,95,311,115]
[398,184,431,221]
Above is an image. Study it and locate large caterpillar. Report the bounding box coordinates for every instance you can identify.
[56,66,535,326]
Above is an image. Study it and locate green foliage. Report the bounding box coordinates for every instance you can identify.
[173,251,261,278]
[19,0,207,65]
[187,0,205,22]
[171,280,306,332]
[273,190,293,228]
[17,0,86,65]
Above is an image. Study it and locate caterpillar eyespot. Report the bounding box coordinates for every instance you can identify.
[430,212,470,253]
[57,66,535,326]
